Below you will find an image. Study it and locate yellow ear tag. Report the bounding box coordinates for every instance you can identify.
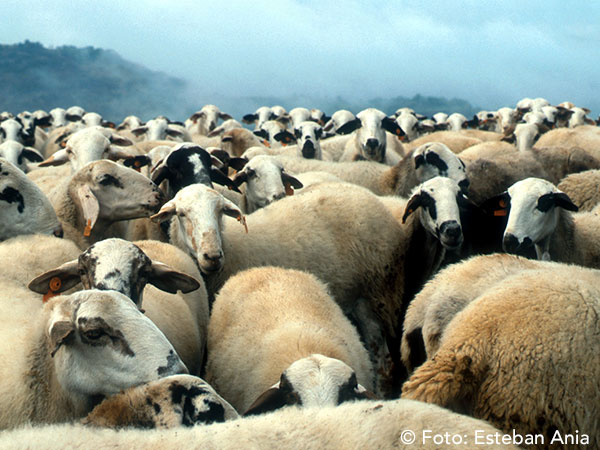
[84,219,92,237]
[43,277,62,303]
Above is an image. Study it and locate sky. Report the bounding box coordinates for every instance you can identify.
[1,0,599,116]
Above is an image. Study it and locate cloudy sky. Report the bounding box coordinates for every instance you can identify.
[1,0,599,115]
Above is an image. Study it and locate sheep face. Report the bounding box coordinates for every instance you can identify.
[0,158,63,239]
[395,113,419,141]
[498,178,578,258]
[514,123,541,151]
[50,108,69,128]
[72,160,164,233]
[0,118,34,146]
[188,105,232,135]
[294,121,323,159]
[207,119,242,137]
[0,141,43,173]
[403,177,466,251]
[29,238,200,307]
[244,354,374,416]
[341,108,404,162]
[132,118,184,141]
[233,155,302,213]
[81,112,103,128]
[412,143,469,192]
[323,109,356,133]
[243,106,277,128]
[253,120,294,148]
[49,289,188,398]
[150,184,245,274]
[288,108,312,128]
[83,374,239,428]
[116,115,144,131]
[40,127,135,171]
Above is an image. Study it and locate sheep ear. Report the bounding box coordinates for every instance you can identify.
[109,134,133,147]
[49,319,75,357]
[22,147,44,163]
[281,172,303,191]
[38,149,69,167]
[28,260,81,296]
[147,261,200,294]
[242,113,258,124]
[243,384,288,417]
[131,126,148,137]
[273,131,295,145]
[402,193,424,223]
[480,192,510,216]
[222,200,247,233]
[336,118,361,135]
[253,129,269,140]
[190,112,205,122]
[354,384,379,400]
[123,155,151,172]
[150,202,177,224]
[107,146,137,161]
[413,153,425,169]
[76,185,100,237]
[228,157,248,172]
[232,170,248,187]
[382,117,405,137]
[151,164,171,185]
[219,112,233,120]
[537,192,578,213]
[165,128,184,138]
[210,168,242,193]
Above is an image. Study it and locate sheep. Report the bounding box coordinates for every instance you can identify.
[534,125,600,160]
[149,143,239,199]
[27,238,208,374]
[0,399,520,449]
[229,155,303,213]
[495,107,517,133]
[37,126,138,172]
[0,140,44,172]
[310,108,329,125]
[0,288,187,429]
[490,177,600,266]
[82,374,239,428]
[220,127,268,157]
[322,109,357,134]
[557,169,600,211]
[273,141,469,197]
[65,105,85,122]
[0,159,63,240]
[292,120,326,159]
[242,106,279,129]
[116,115,144,132]
[205,267,375,413]
[402,264,600,448]
[253,120,295,148]
[568,106,595,128]
[395,112,421,142]
[47,160,164,249]
[206,119,242,137]
[0,118,35,147]
[287,107,312,128]
[186,104,232,137]
[401,253,546,374]
[294,171,343,190]
[337,108,406,164]
[445,113,467,131]
[131,117,191,142]
[49,107,69,129]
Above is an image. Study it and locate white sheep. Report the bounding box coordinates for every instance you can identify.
[37,126,138,172]
[47,160,165,249]
[82,374,239,428]
[287,107,312,128]
[242,106,279,129]
[186,104,232,137]
[131,117,191,142]
[205,267,374,413]
[557,169,600,211]
[230,155,303,213]
[0,399,520,449]
[401,253,546,374]
[220,127,268,157]
[404,131,482,153]
[0,140,44,172]
[0,288,187,429]
[0,159,63,240]
[253,120,295,148]
[402,264,600,447]
[27,238,209,375]
[338,108,406,164]
[495,177,600,265]
[534,125,600,160]
[206,118,242,137]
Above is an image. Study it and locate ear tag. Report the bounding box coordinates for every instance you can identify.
[238,215,248,234]
[84,219,92,237]
[43,277,62,303]
[282,143,288,147]
[285,183,294,196]
[396,129,401,135]
[494,209,508,217]
[133,160,142,172]
[263,140,271,148]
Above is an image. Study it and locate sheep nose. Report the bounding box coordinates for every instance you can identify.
[439,220,463,249]
[458,179,470,194]
[302,141,315,159]
[503,234,520,253]
[366,138,379,150]
[53,225,64,238]
[270,192,286,202]
[203,251,223,262]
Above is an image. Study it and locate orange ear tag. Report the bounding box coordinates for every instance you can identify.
[84,219,92,237]
[133,161,142,172]
[237,215,248,234]
[43,277,62,303]
[494,209,508,216]
[263,140,271,148]
[285,183,294,196]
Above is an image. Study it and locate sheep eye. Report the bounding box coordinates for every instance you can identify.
[84,329,105,340]
[247,169,257,179]
[98,174,122,187]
